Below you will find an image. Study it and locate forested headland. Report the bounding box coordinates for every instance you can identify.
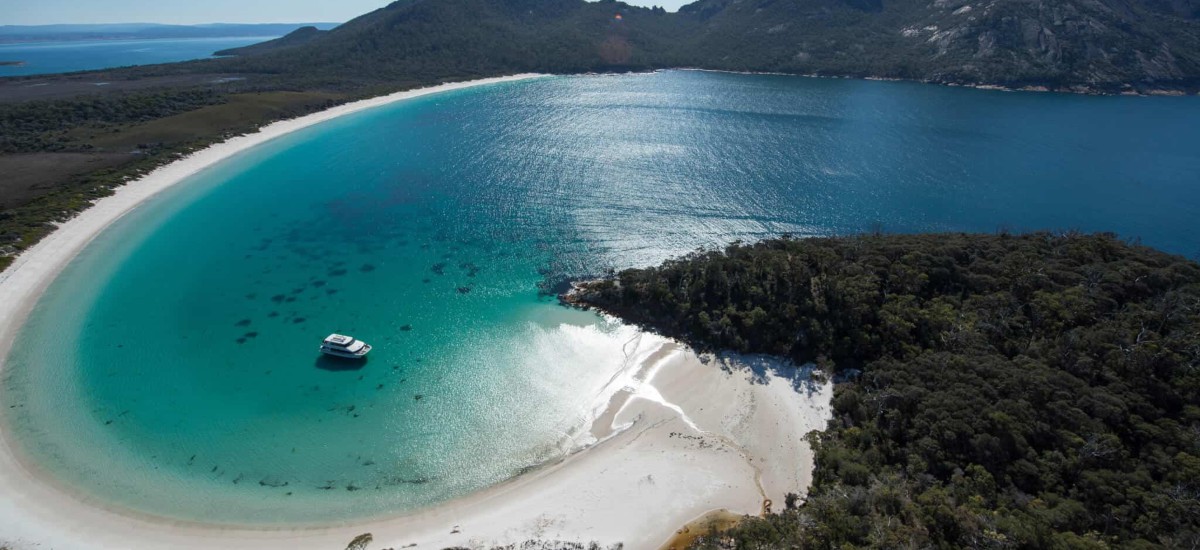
[567,232,1200,548]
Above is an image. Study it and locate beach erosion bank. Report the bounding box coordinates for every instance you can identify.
[0,72,833,549]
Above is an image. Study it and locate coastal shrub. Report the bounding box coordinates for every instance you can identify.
[346,533,373,550]
[0,90,226,154]
[572,232,1200,548]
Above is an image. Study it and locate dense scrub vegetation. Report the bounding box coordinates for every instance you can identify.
[213,26,330,57]
[570,233,1200,548]
[178,0,687,87]
[114,0,1200,94]
[0,90,225,153]
[673,0,1200,92]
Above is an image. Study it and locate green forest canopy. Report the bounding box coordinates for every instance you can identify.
[570,232,1200,548]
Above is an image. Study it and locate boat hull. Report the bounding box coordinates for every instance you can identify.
[319,344,372,359]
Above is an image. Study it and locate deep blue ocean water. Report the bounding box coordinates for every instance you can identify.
[0,36,277,76]
[3,71,1199,524]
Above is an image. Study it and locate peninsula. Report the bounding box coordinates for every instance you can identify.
[568,233,1200,547]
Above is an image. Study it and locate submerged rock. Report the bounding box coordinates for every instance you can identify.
[459,262,482,277]
[259,477,289,488]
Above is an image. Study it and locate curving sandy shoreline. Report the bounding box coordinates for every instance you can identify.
[0,73,548,355]
[2,334,832,550]
[0,73,833,550]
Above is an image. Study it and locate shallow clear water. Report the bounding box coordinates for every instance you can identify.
[0,36,277,76]
[3,71,1199,524]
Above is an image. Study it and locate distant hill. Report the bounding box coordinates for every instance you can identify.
[199,0,1199,93]
[675,0,1200,91]
[5,1,1200,92]
[201,0,687,84]
[213,26,328,57]
[0,23,341,44]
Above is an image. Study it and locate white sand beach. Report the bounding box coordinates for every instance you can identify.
[0,73,833,550]
[1,333,832,550]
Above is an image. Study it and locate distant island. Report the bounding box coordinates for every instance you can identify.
[0,23,340,44]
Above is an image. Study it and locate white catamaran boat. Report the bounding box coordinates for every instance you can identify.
[319,334,372,359]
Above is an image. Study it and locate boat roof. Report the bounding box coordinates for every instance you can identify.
[323,334,356,346]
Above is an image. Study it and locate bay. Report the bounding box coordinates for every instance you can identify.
[4,70,1198,524]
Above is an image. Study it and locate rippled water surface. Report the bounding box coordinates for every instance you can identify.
[4,71,1199,523]
[0,36,278,76]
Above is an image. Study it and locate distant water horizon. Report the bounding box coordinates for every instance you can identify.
[3,71,1199,525]
[0,36,277,76]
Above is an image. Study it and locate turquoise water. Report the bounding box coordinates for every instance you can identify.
[0,36,277,76]
[4,71,1200,524]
